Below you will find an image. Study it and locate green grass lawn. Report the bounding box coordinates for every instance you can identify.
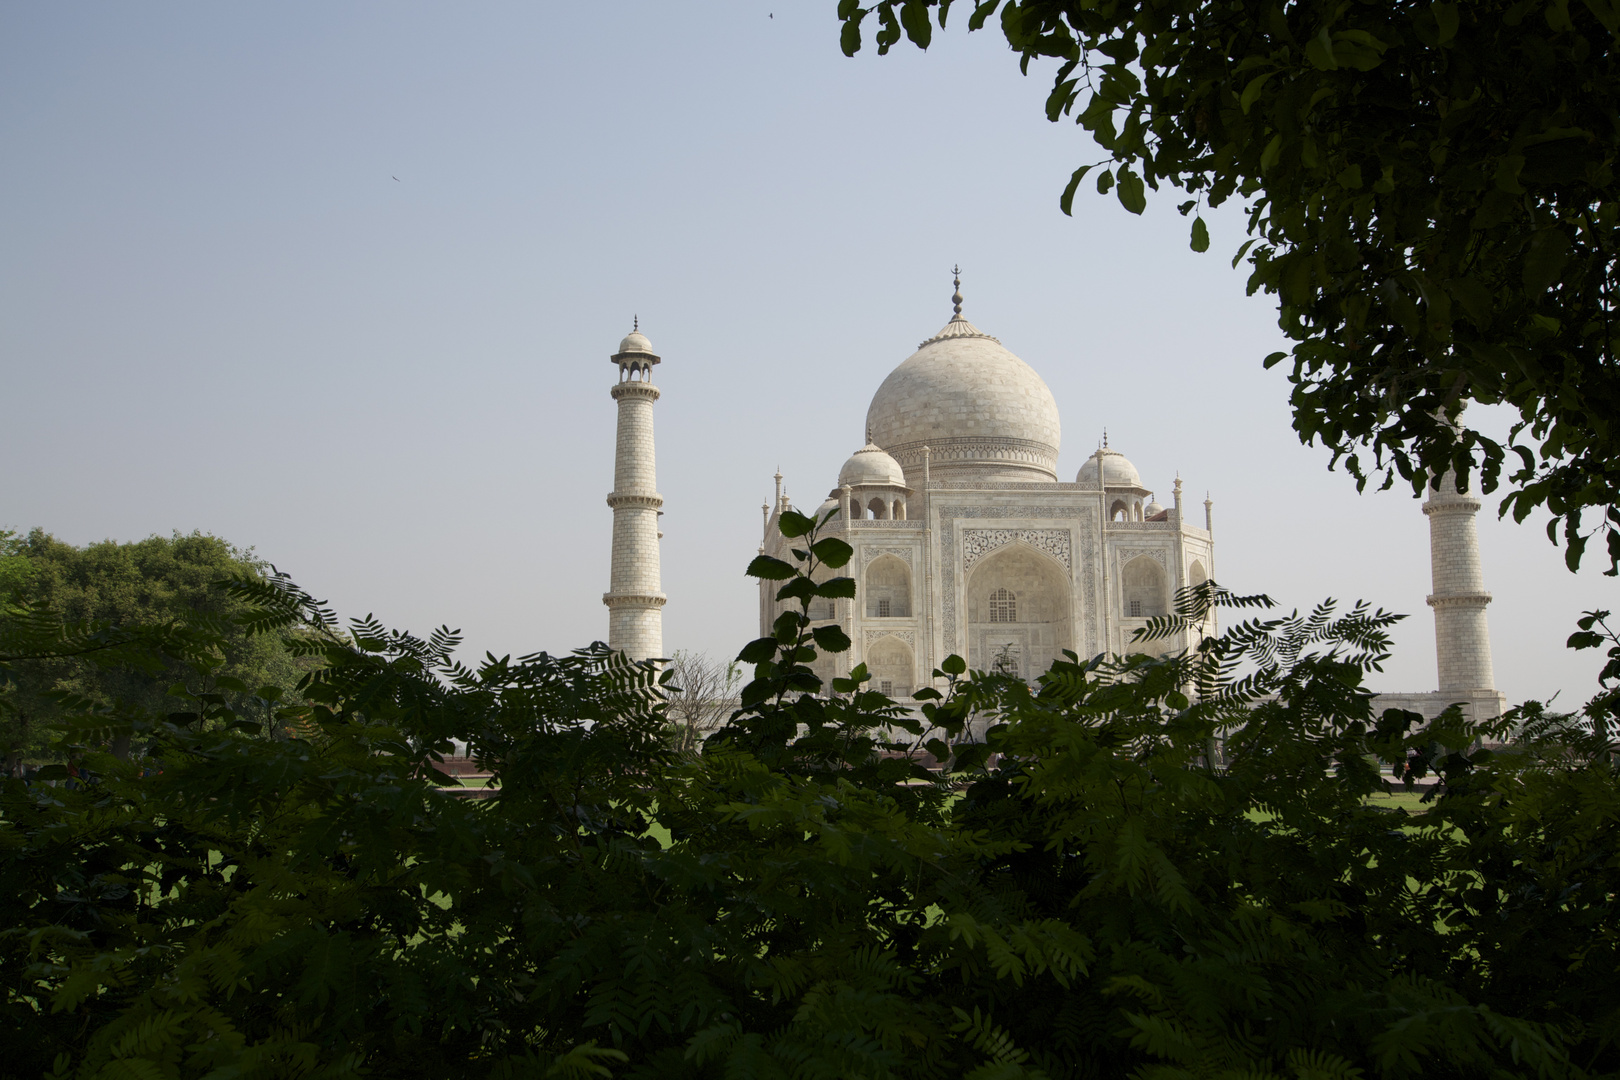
[1365,789,1436,813]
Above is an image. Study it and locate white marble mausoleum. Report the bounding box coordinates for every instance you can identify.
[755,273,1216,697]
[603,273,1506,722]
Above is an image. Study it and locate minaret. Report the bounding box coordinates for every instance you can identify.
[1424,468,1497,697]
[603,320,666,661]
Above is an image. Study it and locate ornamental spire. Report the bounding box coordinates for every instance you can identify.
[951,265,964,318]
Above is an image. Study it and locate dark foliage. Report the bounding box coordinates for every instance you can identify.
[4,520,1620,1077]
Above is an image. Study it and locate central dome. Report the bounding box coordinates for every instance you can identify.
[865,312,1061,483]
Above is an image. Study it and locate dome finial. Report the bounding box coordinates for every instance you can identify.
[951,265,964,318]
[1103,427,1109,449]
[633,314,638,332]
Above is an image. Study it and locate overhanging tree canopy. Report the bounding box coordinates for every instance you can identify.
[838,0,1620,573]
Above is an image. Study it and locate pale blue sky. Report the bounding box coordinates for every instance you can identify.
[3,2,1613,706]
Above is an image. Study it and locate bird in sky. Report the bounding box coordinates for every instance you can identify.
[392,175,400,181]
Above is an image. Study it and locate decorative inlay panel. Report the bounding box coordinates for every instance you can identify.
[864,629,916,648]
[940,506,1099,657]
[1115,547,1168,569]
[962,529,1071,572]
[862,546,915,567]
[889,437,1057,472]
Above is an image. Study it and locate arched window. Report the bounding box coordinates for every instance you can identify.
[966,544,1073,681]
[1110,499,1129,521]
[893,499,906,520]
[867,497,888,520]
[1122,555,1167,618]
[864,555,912,618]
[867,636,914,699]
[990,641,1023,676]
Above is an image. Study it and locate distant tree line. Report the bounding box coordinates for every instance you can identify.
[0,528,311,775]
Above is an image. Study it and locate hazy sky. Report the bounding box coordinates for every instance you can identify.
[3,2,1614,707]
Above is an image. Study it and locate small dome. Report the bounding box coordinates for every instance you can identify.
[1076,446,1144,489]
[618,329,653,355]
[838,443,906,488]
[1145,499,1164,517]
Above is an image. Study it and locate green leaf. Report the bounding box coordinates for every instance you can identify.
[777,510,816,538]
[1239,71,1274,114]
[1116,169,1146,214]
[900,0,933,48]
[1060,164,1094,216]
[1447,276,1493,327]
[832,662,870,694]
[1096,169,1114,195]
[776,577,818,603]
[1495,154,1526,194]
[940,654,967,676]
[746,556,797,581]
[1190,216,1209,252]
[1432,1,1460,42]
[812,624,852,653]
[1260,133,1284,173]
[810,537,854,569]
[815,577,857,599]
[1522,228,1571,297]
[1305,28,1338,69]
[737,637,778,664]
[839,10,863,56]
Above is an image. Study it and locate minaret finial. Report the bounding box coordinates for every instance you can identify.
[633,314,638,332]
[865,425,872,445]
[1103,427,1109,449]
[951,265,963,318]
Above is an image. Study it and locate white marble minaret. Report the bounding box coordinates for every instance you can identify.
[603,321,666,660]
[1424,466,1498,705]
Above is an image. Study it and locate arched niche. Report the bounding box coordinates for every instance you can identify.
[1122,555,1167,618]
[866,635,914,698]
[865,554,911,618]
[1188,559,1208,588]
[1109,498,1129,521]
[965,544,1072,681]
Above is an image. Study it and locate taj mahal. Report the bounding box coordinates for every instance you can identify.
[599,272,1508,722]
